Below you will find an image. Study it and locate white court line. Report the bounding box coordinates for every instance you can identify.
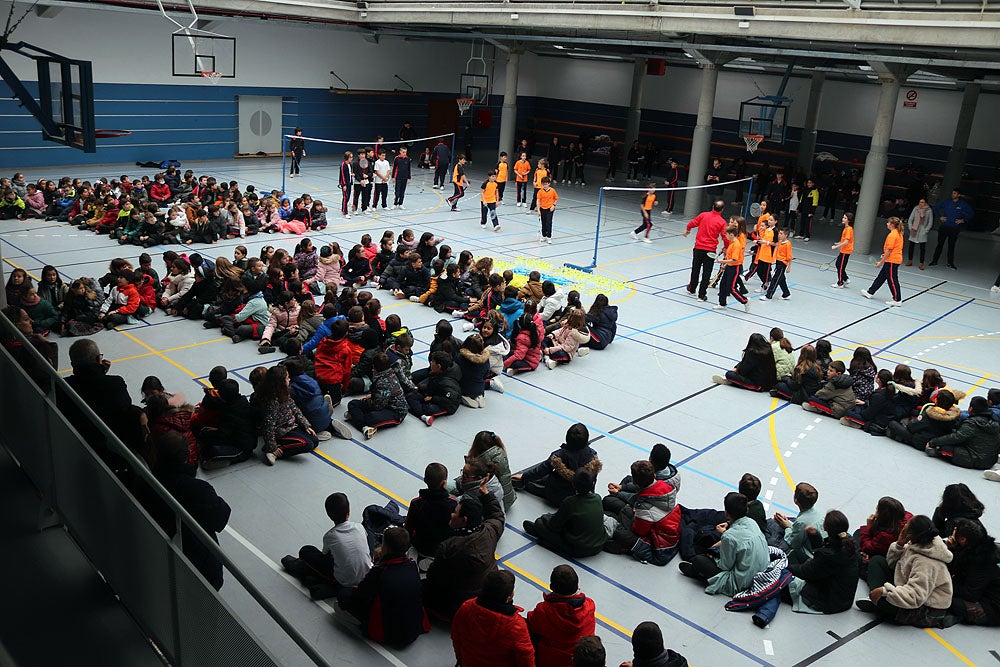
[223,526,409,667]
[764,489,774,500]
[769,477,779,486]
[763,639,775,655]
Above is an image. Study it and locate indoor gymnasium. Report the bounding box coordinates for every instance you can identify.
[1,1,999,666]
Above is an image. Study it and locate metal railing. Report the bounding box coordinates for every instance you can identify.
[0,315,333,667]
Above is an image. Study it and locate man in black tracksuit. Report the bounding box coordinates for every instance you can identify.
[392,146,413,209]
[433,140,451,190]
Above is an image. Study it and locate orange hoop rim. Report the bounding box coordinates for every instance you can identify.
[743,134,765,154]
[93,129,133,139]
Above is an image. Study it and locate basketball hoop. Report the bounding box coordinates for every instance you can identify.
[456,98,474,116]
[200,71,223,85]
[743,134,765,154]
[93,130,132,139]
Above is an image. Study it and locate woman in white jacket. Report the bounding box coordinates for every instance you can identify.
[159,258,195,310]
[906,198,933,269]
[857,514,953,627]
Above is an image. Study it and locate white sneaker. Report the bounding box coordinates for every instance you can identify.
[845,279,851,285]
[481,223,487,229]
[577,347,590,357]
[711,375,728,385]
[630,231,638,240]
[343,214,351,220]
[991,285,1000,294]
[477,395,486,408]
[409,296,420,302]
[544,357,557,370]
[316,430,333,441]
[830,282,844,289]
[861,290,873,299]
[490,376,505,393]
[462,395,480,408]
[545,237,552,244]
[642,238,652,244]
[712,304,726,310]
[983,469,1000,481]
[493,225,501,232]
[330,419,352,439]
[452,310,466,318]
[886,300,902,307]
[754,287,765,293]
[265,451,277,466]
[421,414,434,426]
[324,393,335,415]
[780,295,791,301]
[398,205,406,210]
[363,426,377,440]
[744,302,752,313]
[758,295,769,301]
[462,322,475,332]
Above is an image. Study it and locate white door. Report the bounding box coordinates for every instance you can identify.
[237,95,283,154]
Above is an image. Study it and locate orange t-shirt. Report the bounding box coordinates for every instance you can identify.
[756,227,775,263]
[452,163,466,185]
[496,162,509,183]
[537,187,558,210]
[534,167,549,189]
[725,238,743,265]
[774,239,793,265]
[754,215,771,239]
[481,181,498,204]
[642,193,657,211]
[839,226,854,254]
[514,159,531,182]
[884,229,903,264]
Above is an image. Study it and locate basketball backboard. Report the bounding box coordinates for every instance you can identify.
[171,33,236,77]
[459,73,489,105]
[739,97,789,145]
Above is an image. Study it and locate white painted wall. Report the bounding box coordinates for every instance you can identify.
[520,53,1000,151]
[0,1,466,92]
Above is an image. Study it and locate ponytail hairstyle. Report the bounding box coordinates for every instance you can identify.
[876,369,895,397]
[822,510,856,555]
[469,430,506,457]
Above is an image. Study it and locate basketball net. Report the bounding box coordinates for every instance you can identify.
[456,98,474,116]
[743,134,764,154]
[200,71,223,85]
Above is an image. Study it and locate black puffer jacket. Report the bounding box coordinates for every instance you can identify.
[928,413,1000,469]
[788,532,860,614]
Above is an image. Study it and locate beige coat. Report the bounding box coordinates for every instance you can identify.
[884,536,953,610]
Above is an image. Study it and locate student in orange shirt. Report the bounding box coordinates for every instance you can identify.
[750,216,777,292]
[760,228,792,301]
[630,184,657,244]
[830,212,854,288]
[529,159,549,213]
[480,171,501,232]
[744,202,772,280]
[513,152,531,207]
[714,225,751,313]
[495,152,509,205]
[536,177,558,244]
[447,154,469,212]
[862,216,904,306]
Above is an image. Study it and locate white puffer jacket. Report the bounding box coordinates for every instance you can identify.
[884,536,953,610]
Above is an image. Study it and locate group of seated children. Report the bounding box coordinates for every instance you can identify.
[711,327,1000,471]
[22,170,327,245]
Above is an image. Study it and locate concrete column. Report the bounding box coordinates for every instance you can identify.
[621,58,646,172]
[940,83,981,196]
[796,72,826,176]
[683,63,719,218]
[853,75,902,256]
[496,49,521,160]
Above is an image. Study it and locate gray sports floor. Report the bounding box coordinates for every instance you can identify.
[2,158,998,667]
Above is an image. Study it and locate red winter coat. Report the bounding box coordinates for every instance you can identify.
[315,336,354,389]
[137,274,157,309]
[858,512,913,559]
[150,182,172,202]
[452,599,535,667]
[150,409,198,466]
[526,592,596,667]
[504,327,541,371]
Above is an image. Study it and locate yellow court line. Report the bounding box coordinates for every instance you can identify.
[2,256,40,281]
[768,397,797,491]
[311,449,409,506]
[55,337,230,374]
[923,629,978,667]
[593,267,638,305]
[963,373,993,397]
[115,328,203,381]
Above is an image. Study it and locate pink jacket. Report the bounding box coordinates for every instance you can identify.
[26,191,45,213]
[549,325,589,359]
[261,302,301,342]
[504,327,541,370]
[312,254,343,285]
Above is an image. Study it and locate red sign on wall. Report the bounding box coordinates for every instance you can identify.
[903,89,918,109]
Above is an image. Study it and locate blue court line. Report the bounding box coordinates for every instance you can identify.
[620,310,711,339]
[502,375,698,453]
[872,298,976,357]
[677,402,791,467]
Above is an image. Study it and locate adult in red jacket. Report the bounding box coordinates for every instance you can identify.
[526,565,596,667]
[452,570,535,667]
[150,176,172,205]
[683,200,729,302]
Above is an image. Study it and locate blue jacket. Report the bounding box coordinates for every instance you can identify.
[932,198,974,230]
[302,314,347,355]
[289,373,331,431]
[497,297,524,336]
